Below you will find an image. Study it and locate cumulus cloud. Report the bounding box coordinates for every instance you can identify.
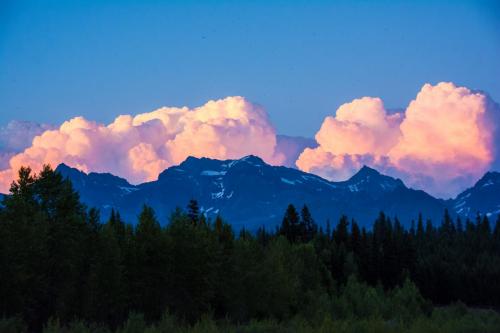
[274,135,317,168]
[0,120,55,169]
[388,83,499,197]
[296,97,402,181]
[2,83,498,198]
[296,82,500,198]
[0,97,289,192]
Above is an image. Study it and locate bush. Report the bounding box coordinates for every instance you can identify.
[332,275,386,320]
[0,316,27,333]
[389,278,430,323]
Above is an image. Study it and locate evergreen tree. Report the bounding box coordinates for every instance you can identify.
[300,205,317,242]
[279,204,300,243]
[2,164,500,329]
[416,213,425,242]
[132,205,167,320]
[334,215,349,246]
[350,221,361,255]
[187,199,200,225]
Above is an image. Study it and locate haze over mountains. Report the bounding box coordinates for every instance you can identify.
[47,155,500,230]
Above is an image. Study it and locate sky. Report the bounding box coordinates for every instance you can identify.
[1,0,499,136]
[0,0,499,198]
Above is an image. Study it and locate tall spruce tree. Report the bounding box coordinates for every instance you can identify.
[133,205,167,320]
[187,199,200,225]
[300,205,317,242]
[279,204,300,243]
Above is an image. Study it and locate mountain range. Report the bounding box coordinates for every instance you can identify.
[47,155,500,230]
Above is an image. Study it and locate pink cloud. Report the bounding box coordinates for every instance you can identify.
[1,83,498,198]
[0,120,55,169]
[0,97,286,192]
[296,96,401,181]
[388,82,499,197]
[296,82,500,198]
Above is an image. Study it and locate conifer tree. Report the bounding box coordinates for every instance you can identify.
[350,221,361,255]
[334,215,349,246]
[133,205,166,320]
[187,199,200,225]
[300,205,317,242]
[280,204,300,243]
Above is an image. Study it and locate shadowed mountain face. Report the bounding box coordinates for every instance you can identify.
[451,171,500,219]
[53,156,455,230]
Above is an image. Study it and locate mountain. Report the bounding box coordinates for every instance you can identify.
[56,163,139,210]
[452,171,500,219]
[55,155,449,230]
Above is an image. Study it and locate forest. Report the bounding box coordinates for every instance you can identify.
[1,165,500,333]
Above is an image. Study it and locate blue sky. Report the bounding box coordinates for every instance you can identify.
[1,0,499,137]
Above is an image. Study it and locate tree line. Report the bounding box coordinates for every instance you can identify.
[0,166,499,332]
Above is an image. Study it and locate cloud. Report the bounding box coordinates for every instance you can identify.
[296,96,401,181]
[274,135,317,168]
[296,82,500,198]
[388,83,499,197]
[0,120,55,169]
[2,83,498,198]
[0,97,288,192]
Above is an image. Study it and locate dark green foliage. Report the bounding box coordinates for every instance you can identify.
[186,199,200,225]
[0,166,500,331]
[279,204,318,243]
[299,205,317,242]
[279,204,300,242]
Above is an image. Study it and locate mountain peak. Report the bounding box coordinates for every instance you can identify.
[453,170,500,218]
[344,165,405,193]
[358,165,380,176]
[178,156,223,169]
[55,163,86,177]
[176,155,266,170]
[238,155,265,165]
[475,171,500,187]
[56,162,76,171]
[348,165,381,182]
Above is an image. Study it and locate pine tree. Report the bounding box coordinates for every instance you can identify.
[86,216,126,325]
[187,199,200,225]
[350,221,361,255]
[440,209,455,242]
[0,166,47,328]
[300,205,316,242]
[416,213,425,242]
[37,165,88,323]
[133,205,167,319]
[279,204,300,243]
[334,215,349,246]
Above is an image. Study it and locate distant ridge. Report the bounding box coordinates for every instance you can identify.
[451,171,500,219]
[51,155,461,229]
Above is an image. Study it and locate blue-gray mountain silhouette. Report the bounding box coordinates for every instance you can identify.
[54,155,462,229]
[451,171,500,220]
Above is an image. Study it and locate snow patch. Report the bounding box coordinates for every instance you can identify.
[211,180,226,199]
[201,170,227,176]
[281,177,296,185]
[482,179,495,187]
[119,186,138,193]
[301,175,337,188]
